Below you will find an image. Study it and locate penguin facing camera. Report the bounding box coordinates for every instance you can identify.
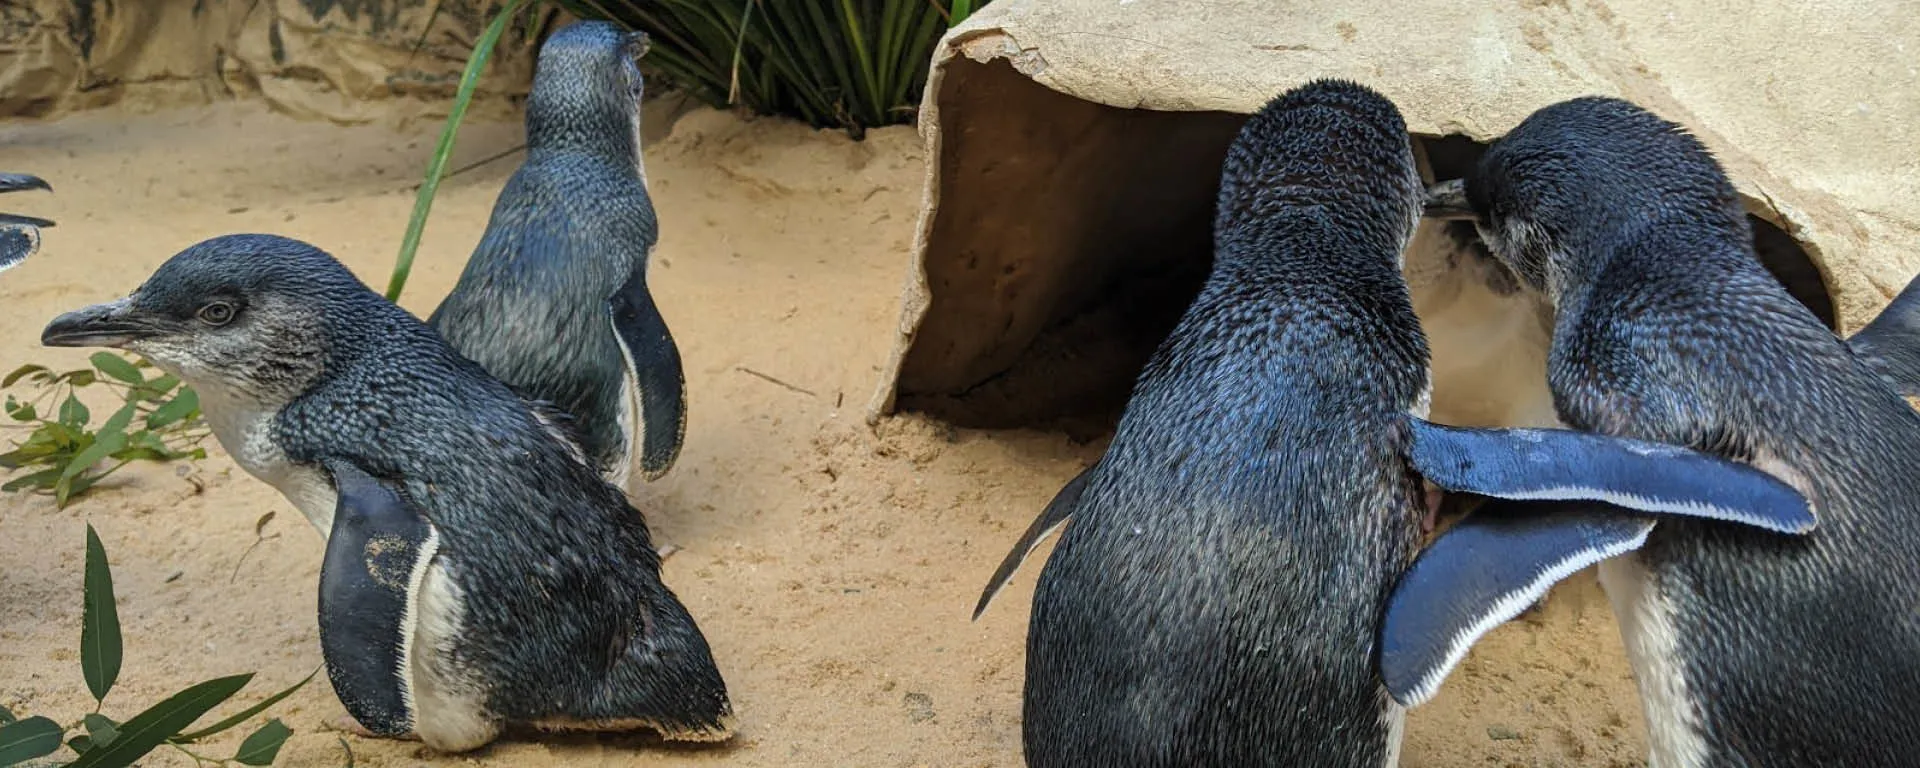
[431,20,686,497]
[42,234,732,752]
[1391,96,1920,766]
[979,81,1811,768]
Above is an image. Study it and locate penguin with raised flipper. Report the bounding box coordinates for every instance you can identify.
[42,234,732,752]
[1388,96,1920,767]
[430,21,684,494]
[0,173,53,274]
[986,81,1811,768]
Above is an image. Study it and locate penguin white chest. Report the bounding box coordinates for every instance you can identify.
[200,399,337,535]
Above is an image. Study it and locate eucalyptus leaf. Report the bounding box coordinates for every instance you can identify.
[99,402,137,438]
[66,673,253,768]
[231,719,291,766]
[63,429,127,484]
[60,394,90,429]
[0,716,63,767]
[82,524,123,703]
[2,364,47,387]
[89,354,143,385]
[82,713,119,748]
[172,666,317,743]
[2,467,60,492]
[146,389,198,430]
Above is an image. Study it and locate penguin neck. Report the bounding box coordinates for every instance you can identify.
[524,106,642,172]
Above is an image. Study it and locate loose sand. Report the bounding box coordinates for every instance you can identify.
[0,100,1646,766]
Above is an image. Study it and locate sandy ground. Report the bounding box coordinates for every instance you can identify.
[0,100,1647,766]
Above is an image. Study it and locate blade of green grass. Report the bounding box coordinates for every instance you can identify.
[385,0,531,302]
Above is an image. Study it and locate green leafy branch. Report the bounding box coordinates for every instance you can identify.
[0,525,313,768]
[1,353,210,508]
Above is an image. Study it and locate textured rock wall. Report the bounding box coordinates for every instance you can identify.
[0,0,544,123]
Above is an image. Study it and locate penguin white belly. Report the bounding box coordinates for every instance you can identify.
[1598,554,1710,768]
[198,394,337,534]
[1379,703,1407,768]
[404,546,499,752]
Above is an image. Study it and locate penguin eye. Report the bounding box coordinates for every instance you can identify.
[197,301,236,326]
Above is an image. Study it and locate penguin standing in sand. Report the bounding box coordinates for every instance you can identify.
[0,173,53,274]
[42,234,731,752]
[430,21,684,492]
[1388,97,1920,766]
[981,81,1811,768]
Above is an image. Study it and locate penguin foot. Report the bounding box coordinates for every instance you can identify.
[327,715,420,742]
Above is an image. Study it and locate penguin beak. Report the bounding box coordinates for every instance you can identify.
[0,173,50,195]
[627,29,652,60]
[42,298,158,348]
[0,173,54,230]
[1422,179,1476,221]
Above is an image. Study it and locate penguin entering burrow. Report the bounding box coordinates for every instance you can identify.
[975,81,1812,768]
[429,20,684,496]
[42,234,732,752]
[1387,96,1920,766]
[0,173,53,274]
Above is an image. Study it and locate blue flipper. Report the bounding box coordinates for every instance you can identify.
[1381,500,1653,707]
[608,265,687,481]
[1406,419,1815,534]
[1848,272,1920,398]
[318,460,434,737]
[972,466,1094,620]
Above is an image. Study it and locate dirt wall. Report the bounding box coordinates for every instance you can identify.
[0,0,544,123]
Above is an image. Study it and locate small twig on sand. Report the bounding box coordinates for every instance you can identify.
[736,366,816,397]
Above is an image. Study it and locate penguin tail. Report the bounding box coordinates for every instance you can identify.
[554,589,735,742]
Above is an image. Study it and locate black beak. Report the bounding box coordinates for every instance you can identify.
[1422,179,1475,221]
[0,173,50,194]
[42,298,156,348]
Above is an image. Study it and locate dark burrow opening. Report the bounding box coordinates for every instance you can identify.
[894,107,1835,436]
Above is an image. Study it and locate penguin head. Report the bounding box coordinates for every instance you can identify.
[1215,79,1424,263]
[1451,96,1746,300]
[526,21,650,158]
[41,234,368,407]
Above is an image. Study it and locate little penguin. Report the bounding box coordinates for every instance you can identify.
[0,173,53,274]
[1385,96,1920,766]
[1846,271,1920,399]
[429,20,684,493]
[42,234,732,752]
[975,81,1811,768]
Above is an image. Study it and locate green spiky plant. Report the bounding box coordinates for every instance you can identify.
[385,0,985,300]
[0,525,312,768]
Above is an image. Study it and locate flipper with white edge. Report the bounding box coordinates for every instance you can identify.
[1380,500,1654,707]
[1405,419,1816,534]
[319,460,436,738]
